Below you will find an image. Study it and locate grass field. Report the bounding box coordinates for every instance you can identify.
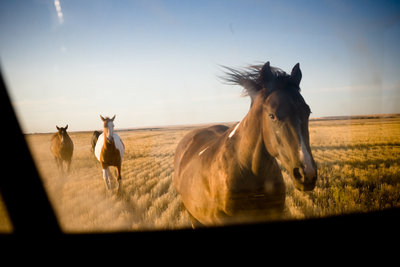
[1,114,399,233]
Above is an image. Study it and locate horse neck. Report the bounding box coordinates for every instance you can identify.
[103,127,114,148]
[103,128,110,147]
[234,94,275,175]
[60,133,66,145]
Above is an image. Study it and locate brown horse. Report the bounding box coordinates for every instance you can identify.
[94,115,125,190]
[50,125,74,174]
[174,61,317,227]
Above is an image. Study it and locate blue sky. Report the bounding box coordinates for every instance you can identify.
[1,0,400,133]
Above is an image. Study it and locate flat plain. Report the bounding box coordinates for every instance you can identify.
[1,114,399,233]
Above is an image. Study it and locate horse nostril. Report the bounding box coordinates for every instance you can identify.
[293,168,302,181]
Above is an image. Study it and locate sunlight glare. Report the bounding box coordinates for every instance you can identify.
[54,0,64,24]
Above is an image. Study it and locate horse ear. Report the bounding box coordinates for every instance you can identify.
[111,115,116,121]
[261,61,275,85]
[291,63,302,86]
[56,126,60,130]
[65,125,68,130]
[100,115,105,121]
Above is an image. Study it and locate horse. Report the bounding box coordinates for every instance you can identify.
[94,115,125,190]
[50,125,74,175]
[173,61,317,228]
[91,130,102,152]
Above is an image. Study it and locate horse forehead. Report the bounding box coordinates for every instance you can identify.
[270,87,300,100]
[104,120,114,128]
[267,91,307,118]
[266,91,295,110]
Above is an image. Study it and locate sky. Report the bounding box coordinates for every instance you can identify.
[1,0,400,133]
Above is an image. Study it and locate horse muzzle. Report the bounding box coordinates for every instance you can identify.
[292,165,317,191]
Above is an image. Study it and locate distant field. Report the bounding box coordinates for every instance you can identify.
[1,115,399,233]
[285,114,400,219]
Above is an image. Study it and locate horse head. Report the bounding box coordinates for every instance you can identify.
[260,62,317,191]
[223,61,317,191]
[56,125,68,144]
[100,115,116,143]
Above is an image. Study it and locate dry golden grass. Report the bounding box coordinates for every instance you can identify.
[1,115,399,233]
[21,126,194,233]
[284,114,400,219]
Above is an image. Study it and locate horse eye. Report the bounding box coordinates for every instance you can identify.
[269,114,275,120]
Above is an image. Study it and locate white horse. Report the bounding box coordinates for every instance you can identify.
[95,115,125,190]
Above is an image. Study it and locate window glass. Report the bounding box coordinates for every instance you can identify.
[1,1,399,232]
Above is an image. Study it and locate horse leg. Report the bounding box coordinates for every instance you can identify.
[188,212,203,229]
[102,168,112,190]
[56,157,64,174]
[61,160,67,177]
[54,157,59,170]
[66,159,71,174]
[115,164,122,191]
[179,202,202,229]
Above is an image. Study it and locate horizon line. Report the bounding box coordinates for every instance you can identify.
[23,113,400,135]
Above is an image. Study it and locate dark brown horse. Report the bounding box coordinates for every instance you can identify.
[174,61,317,227]
[50,125,74,174]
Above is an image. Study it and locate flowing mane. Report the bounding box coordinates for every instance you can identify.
[221,64,300,99]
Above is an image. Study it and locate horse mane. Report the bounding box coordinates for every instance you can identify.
[51,133,58,140]
[221,64,298,98]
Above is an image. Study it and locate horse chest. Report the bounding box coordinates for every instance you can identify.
[52,136,72,156]
[101,144,121,166]
[62,137,73,149]
[217,161,285,217]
